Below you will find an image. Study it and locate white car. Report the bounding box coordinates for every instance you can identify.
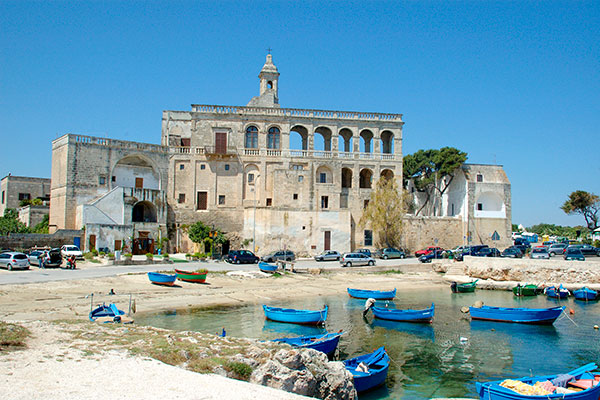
[61,245,83,259]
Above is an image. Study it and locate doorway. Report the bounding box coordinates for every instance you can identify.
[324,231,331,251]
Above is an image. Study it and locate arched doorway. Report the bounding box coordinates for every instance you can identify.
[359,169,373,188]
[132,201,157,223]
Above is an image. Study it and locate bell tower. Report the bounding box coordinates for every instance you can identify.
[247,53,280,108]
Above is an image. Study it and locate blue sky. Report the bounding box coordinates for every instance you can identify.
[1,1,598,228]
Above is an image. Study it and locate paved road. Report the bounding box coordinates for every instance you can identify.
[0,257,418,286]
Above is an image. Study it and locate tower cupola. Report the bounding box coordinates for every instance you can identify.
[247,53,280,108]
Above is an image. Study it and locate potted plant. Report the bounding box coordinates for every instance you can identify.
[98,251,106,259]
[185,253,192,261]
[124,253,133,261]
[107,252,115,261]
[162,253,170,261]
[146,252,154,261]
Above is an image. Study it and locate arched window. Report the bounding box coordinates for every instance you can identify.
[132,201,157,223]
[267,127,280,149]
[245,126,258,149]
[359,169,373,189]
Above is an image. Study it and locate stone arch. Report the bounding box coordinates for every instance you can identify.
[359,168,373,189]
[341,167,353,188]
[290,125,309,150]
[245,125,259,148]
[132,201,157,223]
[380,169,394,181]
[338,128,353,153]
[381,130,394,154]
[243,164,260,200]
[267,126,281,149]
[360,129,373,153]
[316,165,333,184]
[111,153,161,190]
[314,127,332,151]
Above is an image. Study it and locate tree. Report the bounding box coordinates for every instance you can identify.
[0,209,30,236]
[359,177,407,248]
[561,191,599,231]
[186,220,226,254]
[403,147,467,215]
[32,214,49,234]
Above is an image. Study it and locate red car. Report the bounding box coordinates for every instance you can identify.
[414,246,444,258]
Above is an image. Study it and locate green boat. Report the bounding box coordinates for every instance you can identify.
[175,268,207,283]
[451,280,478,293]
[513,284,539,296]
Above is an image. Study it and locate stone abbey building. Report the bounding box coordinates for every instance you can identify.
[49,55,511,255]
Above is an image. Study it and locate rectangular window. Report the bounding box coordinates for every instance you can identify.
[266,198,272,206]
[476,174,483,182]
[224,164,230,171]
[291,164,304,170]
[218,195,226,205]
[477,203,483,211]
[321,196,329,209]
[248,173,254,183]
[451,203,455,216]
[340,194,348,209]
[135,178,143,189]
[364,200,369,209]
[178,193,186,203]
[181,138,191,147]
[200,164,206,170]
[111,176,116,182]
[179,164,185,170]
[298,175,304,182]
[99,176,106,185]
[364,230,373,246]
[293,193,298,200]
[319,173,327,183]
[197,192,208,210]
[1,191,4,204]
[18,193,31,200]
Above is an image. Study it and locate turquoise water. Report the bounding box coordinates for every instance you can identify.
[136,289,600,399]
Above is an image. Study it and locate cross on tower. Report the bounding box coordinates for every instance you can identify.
[266,47,272,54]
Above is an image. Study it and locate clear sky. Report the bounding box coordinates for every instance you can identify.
[1,1,598,228]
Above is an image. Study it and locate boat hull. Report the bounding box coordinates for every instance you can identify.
[89,304,132,323]
[574,288,598,301]
[147,272,177,286]
[343,347,390,393]
[372,304,434,323]
[175,269,207,283]
[470,305,564,324]
[263,305,328,325]
[273,332,342,356]
[347,288,396,300]
[451,280,478,293]
[512,285,538,296]
[259,261,278,273]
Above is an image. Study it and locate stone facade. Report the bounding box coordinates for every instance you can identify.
[18,204,49,227]
[0,175,51,216]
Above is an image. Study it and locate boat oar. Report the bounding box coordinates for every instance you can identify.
[565,362,597,377]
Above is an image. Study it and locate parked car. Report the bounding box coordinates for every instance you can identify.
[530,247,550,260]
[0,252,30,270]
[414,246,444,258]
[513,237,531,248]
[511,244,530,255]
[225,250,259,264]
[262,250,295,262]
[547,243,567,256]
[355,248,372,257]
[564,247,585,261]
[28,248,63,267]
[474,247,501,257]
[569,244,600,257]
[61,245,83,259]
[418,250,447,263]
[501,247,523,258]
[377,248,406,259]
[462,245,489,256]
[340,252,375,267]
[314,250,341,261]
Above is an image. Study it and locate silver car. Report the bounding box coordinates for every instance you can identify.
[530,248,550,260]
[0,252,30,270]
[314,250,341,261]
[340,252,375,267]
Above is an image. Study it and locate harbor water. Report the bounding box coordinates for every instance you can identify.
[136,288,600,399]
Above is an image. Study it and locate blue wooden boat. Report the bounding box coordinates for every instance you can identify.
[263,305,328,325]
[347,288,396,300]
[343,347,390,393]
[545,284,570,299]
[272,331,343,356]
[371,303,434,323]
[476,362,600,400]
[574,287,598,301]
[147,271,177,286]
[89,303,132,323]
[469,305,564,325]
[259,261,278,273]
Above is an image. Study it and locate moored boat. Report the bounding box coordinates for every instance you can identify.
[512,284,539,297]
[343,346,390,393]
[175,269,207,283]
[545,284,570,299]
[272,331,343,356]
[347,288,397,300]
[371,303,434,323]
[476,362,600,400]
[147,271,177,286]
[451,280,478,293]
[89,303,133,323]
[469,305,565,324]
[263,305,328,325]
[574,287,599,301]
[259,261,278,273]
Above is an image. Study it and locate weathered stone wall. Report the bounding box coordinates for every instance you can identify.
[0,229,83,251]
[18,205,49,227]
[401,216,464,254]
[0,175,51,216]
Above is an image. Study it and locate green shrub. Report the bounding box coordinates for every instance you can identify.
[594,240,600,248]
[224,361,253,381]
[185,253,192,258]
[99,251,106,256]
[91,249,98,256]
[145,253,154,259]
[83,252,94,259]
[124,253,132,258]
[107,253,115,258]
[162,253,169,258]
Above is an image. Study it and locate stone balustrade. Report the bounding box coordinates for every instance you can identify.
[170,147,397,160]
[72,134,167,153]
